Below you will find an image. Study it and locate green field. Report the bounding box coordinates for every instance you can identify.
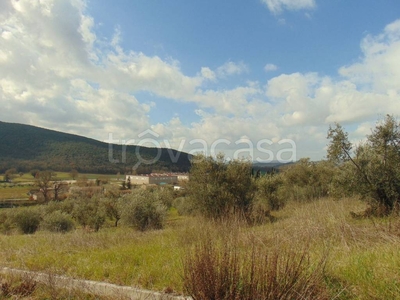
[0,172,123,200]
[1,172,120,183]
[0,185,31,200]
[1,198,400,299]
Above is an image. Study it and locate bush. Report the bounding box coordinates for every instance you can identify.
[187,154,255,221]
[41,210,75,233]
[254,173,285,211]
[173,197,196,216]
[13,209,41,234]
[327,115,400,214]
[184,238,329,300]
[122,190,167,231]
[72,197,106,231]
[279,159,335,202]
[0,210,13,234]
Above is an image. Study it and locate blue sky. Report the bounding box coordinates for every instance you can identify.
[1,0,400,162]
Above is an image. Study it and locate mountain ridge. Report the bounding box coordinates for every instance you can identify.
[0,121,191,174]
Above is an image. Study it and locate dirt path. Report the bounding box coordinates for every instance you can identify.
[0,267,190,300]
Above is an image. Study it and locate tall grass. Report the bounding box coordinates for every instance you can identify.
[183,237,329,300]
[1,197,400,298]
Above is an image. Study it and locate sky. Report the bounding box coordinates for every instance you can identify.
[0,0,400,163]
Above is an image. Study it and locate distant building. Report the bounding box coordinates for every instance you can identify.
[126,174,178,185]
[176,173,190,181]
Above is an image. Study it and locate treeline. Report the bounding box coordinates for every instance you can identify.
[179,115,400,220]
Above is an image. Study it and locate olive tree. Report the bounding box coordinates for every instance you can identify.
[187,154,255,221]
[327,115,400,214]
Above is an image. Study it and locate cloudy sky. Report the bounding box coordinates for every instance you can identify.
[1,0,399,162]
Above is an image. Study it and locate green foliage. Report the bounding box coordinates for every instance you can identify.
[327,115,400,214]
[0,121,191,174]
[278,159,335,202]
[30,169,39,178]
[173,197,196,216]
[4,168,17,182]
[69,169,79,180]
[187,154,255,221]
[254,173,285,211]
[122,190,167,231]
[0,210,13,234]
[13,208,41,234]
[327,123,352,165]
[101,197,123,227]
[72,197,106,231]
[41,210,75,233]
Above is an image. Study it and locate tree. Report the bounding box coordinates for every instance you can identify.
[35,171,58,203]
[327,115,400,214]
[101,197,123,227]
[30,169,40,178]
[122,190,167,231]
[69,169,79,180]
[4,168,17,182]
[187,154,255,221]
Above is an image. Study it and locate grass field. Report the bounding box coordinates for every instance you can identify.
[0,185,31,200]
[1,172,120,183]
[1,198,400,298]
[0,172,122,200]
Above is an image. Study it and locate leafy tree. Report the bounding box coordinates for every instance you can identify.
[69,169,79,180]
[187,154,255,221]
[72,196,106,231]
[13,208,41,234]
[35,170,59,202]
[41,211,75,233]
[30,169,40,178]
[327,115,400,214]
[122,190,167,231]
[101,197,123,227]
[255,173,285,211]
[4,168,17,182]
[279,159,335,202]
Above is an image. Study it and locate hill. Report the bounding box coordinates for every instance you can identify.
[0,121,191,174]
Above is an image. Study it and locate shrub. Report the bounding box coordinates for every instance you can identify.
[0,210,13,234]
[72,197,106,231]
[279,159,335,202]
[13,209,41,234]
[122,190,167,231]
[187,154,255,221]
[173,197,196,216]
[254,173,285,211]
[183,239,329,300]
[101,197,123,227]
[327,115,400,214]
[41,210,75,233]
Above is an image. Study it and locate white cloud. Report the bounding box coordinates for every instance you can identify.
[200,67,216,81]
[216,61,249,78]
[264,63,278,72]
[1,0,399,161]
[261,0,316,14]
[339,19,400,93]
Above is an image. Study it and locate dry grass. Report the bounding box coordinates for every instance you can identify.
[0,273,116,299]
[183,236,329,300]
[1,197,400,299]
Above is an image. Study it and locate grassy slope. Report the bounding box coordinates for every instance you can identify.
[1,198,400,298]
